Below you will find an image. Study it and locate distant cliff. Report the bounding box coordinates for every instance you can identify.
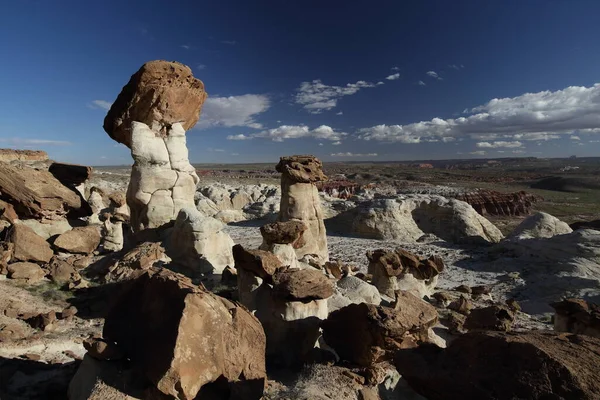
[0,149,48,162]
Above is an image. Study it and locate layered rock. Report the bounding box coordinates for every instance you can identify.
[366,248,444,298]
[509,211,573,239]
[103,268,266,400]
[276,155,328,262]
[104,60,205,232]
[0,149,48,163]
[344,195,503,244]
[165,207,234,274]
[8,224,53,263]
[454,190,540,217]
[395,331,600,400]
[48,162,92,197]
[233,245,283,310]
[54,226,101,254]
[104,241,168,283]
[0,162,85,220]
[551,298,600,338]
[322,291,439,367]
[259,220,307,268]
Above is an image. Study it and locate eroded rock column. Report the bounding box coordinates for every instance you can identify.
[276,155,328,262]
[103,60,206,232]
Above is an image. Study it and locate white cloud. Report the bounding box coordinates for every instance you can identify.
[391,66,400,71]
[88,100,112,111]
[448,64,464,70]
[469,150,486,155]
[426,71,442,80]
[417,80,426,86]
[476,141,523,148]
[330,152,378,157]
[332,141,342,145]
[336,111,343,115]
[571,135,581,140]
[512,150,526,154]
[231,152,239,156]
[376,81,384,86]
[295,79,378,113]
[386,73,400,81]
[359,84,600,143]
[0,138,72,146]
[207,148,225,152]
[180,45,191,50]
[228,125,346,142]
[318,143,324,146]
[197,94,270,129]
[590,140,600,143]
[197,64,206,70]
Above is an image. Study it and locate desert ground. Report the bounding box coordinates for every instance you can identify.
[1,152,599,400]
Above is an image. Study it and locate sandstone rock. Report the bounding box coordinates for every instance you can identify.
[8,224,53,263]
[232,244,282,281]
[322,291,439,366]
[367,248,444,298]
[395,331,600,400]
[214,209,246,223]
[272,268,334,301]
[101,219,124,252]
[165,207,234,274]
[221,265,238,285]
[103,60,207,147]
[84,337,124,361]
[345,195,503,244]
[15,218,73,240]
[260,220,307,248]
[447,296,473,316]
[335,275,381,305]
[464,305,514,331]
[126,122,199,232]
[0,241,14,273]
[0,199,18,223]
[48,162,92,187]
[0,162,85,219]
[277,155,328,262]
[103,269,266,399]
[551,298,600,338]
[7,262,46,283]
[47,256,81,285]
[454,189,540,217]
[323,260,344,279]
[54,226,101,254]
[26,310,57,331]
[105,242,167,283]
[509,211,573,239]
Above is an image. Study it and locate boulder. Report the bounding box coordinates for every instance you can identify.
[54,226,101,254]
[14,218,73,240]
[165,207,234,274]
[551,298,600,338]
[277,155,329,262]
[105,242,167,283]
[0,241,14,273]
[395,331,600,400]
[103,269,266,399]
[0,162,86,220]
[367,248,444,298]
[232,244,282,282]
[322,291,439,366]
[103,60,207,147]
[0,149,48,162]
[260,220,307,248]
[214,209,246,223]
[335,275,381,305]
[272,268,334,301]
[8,224,53,263]
[0,199,18,223]
[345,195,503,244]
[509,211,573,239]
[46,256,81,285]
[48,162,92,187]
[463,305,514,331]
[7,262,46,283]
[454,190,540,217]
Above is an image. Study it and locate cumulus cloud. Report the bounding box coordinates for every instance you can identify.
[237,125,346,142]
[197,64,206,70]
[295,79,378,113]
[512,150,526,153]
[330,152,378,157]
[197,94,270,129]
[332,141,342,145]
[426,71,442,80]
[469,150,486,155]
[226,134,252,141]
[391,66,400,71]
[386,73,400,80]
[476,141,523,148]
[88,100,112,111]
[417,80,426,86]
[180,44,191,50]
[336,111,343,115]
[571,135,581,140]
[448,64,464,70]
[359,84,600,144]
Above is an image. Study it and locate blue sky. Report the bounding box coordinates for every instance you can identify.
[1,0,600,165]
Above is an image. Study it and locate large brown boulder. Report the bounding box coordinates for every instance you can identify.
[276,155,328,183]
[48,162,92,187]
[104,241,167,283]
[260,220,307,248]
[551,298,600,338]
[7,262,46,283]
[103,269,266,400]
[272,268,334,301]
[54,226,101,254]
[322,291,438,366]
[232,244,283,282]
[8,224,53,263]
[0,163,85,220]
[395,331,600,400]
[103,60,208,147]
[454,189,541,217]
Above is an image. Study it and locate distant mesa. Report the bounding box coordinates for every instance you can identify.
[0,149,48,163]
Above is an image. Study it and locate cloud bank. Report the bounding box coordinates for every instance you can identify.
[295,79,378,113]
[227,125,346,142]
[197,94,270,129]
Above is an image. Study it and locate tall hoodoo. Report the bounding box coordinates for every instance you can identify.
[103,60,206,232]
[276,155,329,262]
